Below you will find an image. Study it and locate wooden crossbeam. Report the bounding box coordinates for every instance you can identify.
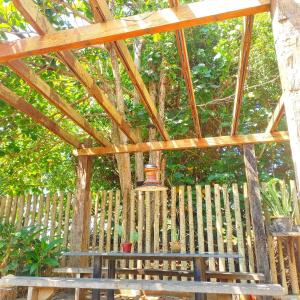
[7,60,111,146]
[231,15,254,135]
[74,131,289,156]
[265,95,284,132]
[12,0,138,144]
[89,0,169,140]
[168,0,202,138]
[0,83,81,148]
[1,0,270,63]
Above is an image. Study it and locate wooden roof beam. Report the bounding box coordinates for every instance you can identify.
[265,95,284,132]
[74,131,289,156]
[7,59,111,146]
[168,0,202,138]
[12,0,138,144]
[89,0,169,140]
[0,83,81,148]
[1,0,270,63]
[231,15,254,135]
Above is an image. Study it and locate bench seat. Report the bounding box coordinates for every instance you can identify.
[0,276,284,296]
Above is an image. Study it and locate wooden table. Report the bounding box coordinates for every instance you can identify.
[64,251,241,300]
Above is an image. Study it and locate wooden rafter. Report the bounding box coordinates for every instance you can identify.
[168,0,202,138]
[12,0,138,144]
[0,83,81,148]
[7,60,111,146]
[74,131,289,156]
[1,0,270,63]
[90,0,170,140]
[231,15,254,135]
[265,95,284,132]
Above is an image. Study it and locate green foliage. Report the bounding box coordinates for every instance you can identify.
[261,179,294,217]
[0,222,63,276]
[129,230,139,243]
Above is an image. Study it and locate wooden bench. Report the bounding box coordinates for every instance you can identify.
[54,267,265,282]
[0,276,284,299]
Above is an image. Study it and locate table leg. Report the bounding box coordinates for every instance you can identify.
[92,256,102,300]
[193,257,206,300]
[107,259,116,300]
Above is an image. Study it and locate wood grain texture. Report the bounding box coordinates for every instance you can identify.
[0,83,81,148]
[1,0,270,62]
[265,95,285,132]
[74,131,289,156]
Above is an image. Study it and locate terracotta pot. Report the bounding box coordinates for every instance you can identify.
[270,216,292,232]
[144,164,160,186]
[121,242,132,253]
[169,241,181,253]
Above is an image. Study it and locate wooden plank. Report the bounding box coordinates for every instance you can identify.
[0,277,284,296]
[0,196,7,218]
[36,195,44,226]
[1,0,270,62]
[24,194,31,226]
[145,191,151,273]
[214,184,225,271]
[286,238,299,294]
[277,239,287,290]
[137,191,144,278]
[232,183,246,272]
[4,196,12,223]
[90,0,169,140]
[62,193,72,265]
[187,186,195,254]
[10,196,18,225]
[265,95,284,133]
[223,185,235,271]
[50,193,58,240]
[290,180,300,224]
[105,191,113,252]
[231,15,254,135]
[161,190,168,278]
[30,194,37,225]
[170,187,177,278]
[196,185,205,253]
[0,83,81,148]
[153,191,160,279]
[16,195,25,230]
[92,193,99,250]
[7,60,110,146]
[205,185,215,271]
[168,0,202,138]
[57,193,64,238]
[75,131,289,156]
[12,0,137,144]
[243,183,255,273]
[43,194,51,232]
[128,190,136,279]
[98,191,107,252]
[179,186,187,273]
[113,190,121,252]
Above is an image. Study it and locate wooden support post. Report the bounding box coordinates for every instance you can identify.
[271,0,300,194]
[243,144,271,283]
[70,141,93,268]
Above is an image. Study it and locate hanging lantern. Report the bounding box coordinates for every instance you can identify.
[135,164,168,191]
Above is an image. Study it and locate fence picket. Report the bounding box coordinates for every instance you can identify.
[105,191,113,252]
[50,193,58,239]
[5,196,13,223]
[16,195,25,229]
[92,193,100,250]
[196,185,205,253]
[24,194,31,226]
[99,191,107,252]
[113,190,121,252]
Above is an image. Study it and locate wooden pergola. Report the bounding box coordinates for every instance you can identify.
[0,0,299,287]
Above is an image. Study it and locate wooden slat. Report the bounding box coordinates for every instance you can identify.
[232,184,246,272]
[4,196,12,223]
[179,186,187,274]
[12,0,137,144]
[243,183,255,273]
[7,60,110,146]
[62,193,72,265]
[75,131,289,156]
[231,15,254,135]
[24,194,31,226]
[168,0,201,138]
[37,195,44,226]
[43,194,51,233]
[50,193,58,240]
[90,0,169,140]
[105,191,113,252]
[170,187,177,278]
[0,83,81,148]
[290,180,300,224]
[277,239,287,290]
[0,196,7,218]
[128,191,136,279]
[223,185,235,271]
[205,185,215,271]
[137,191,144,278]
[10,196,18,225]
[153,191,160,279]
[214,184,225,271]
[145,191,151,279]
[187,186,195,254]
[98,191,107,252]
[92,193,99,250]
[162,190,169,278]
[196,185,205,253]
[2,0,270,62]
[265,95,285,133]
[16,195,25,229]
[113,190,121,252]
[57,193,64,238]
[30,194,37,225]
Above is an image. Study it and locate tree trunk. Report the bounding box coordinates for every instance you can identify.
[271,0,300,194]
[109,47,132,239]
[133,38,145,183]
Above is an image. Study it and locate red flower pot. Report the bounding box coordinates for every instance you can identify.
[121,242,132,253]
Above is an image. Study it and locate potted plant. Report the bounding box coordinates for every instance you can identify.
[119,227,139,253]
[261,179,294,232]
[169,230,181,253]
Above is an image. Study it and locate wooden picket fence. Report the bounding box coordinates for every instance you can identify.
[0,181,299,294]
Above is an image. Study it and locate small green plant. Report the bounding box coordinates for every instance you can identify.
[171,230,179,241]
[0,221,63,276]
[129,230,139,244]
[261,179,294,217]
